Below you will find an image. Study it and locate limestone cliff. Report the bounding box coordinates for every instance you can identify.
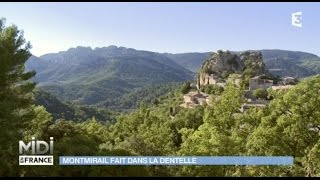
[197,50,269,86]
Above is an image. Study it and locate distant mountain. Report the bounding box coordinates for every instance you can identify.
[167,49,320,78]
[259,49,320,78]
[163,52,211,72]
[26,46,194,109]
[27,46,193,85]
[27,47,320,111]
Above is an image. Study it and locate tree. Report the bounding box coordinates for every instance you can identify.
[201,84,224,95]
[221,71,230,79]
[253,88,268,100]
[177,84,245,176]
[23,105,52,140]
[180,82,191,94]
[22,118,150,177]
[246,75,320,176]
[0,18,36,176]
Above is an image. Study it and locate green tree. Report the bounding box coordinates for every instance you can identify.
[23,105,52,140]
[253,88,268,100]
[201,84,224,95]
[246,75,320,176]
[180,82,191,94]
[22,118,150,176]
[221,71,230,79]
[0,18,36,176]
[177,84,245,176]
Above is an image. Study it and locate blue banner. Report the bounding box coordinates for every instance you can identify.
[59,156,293,166]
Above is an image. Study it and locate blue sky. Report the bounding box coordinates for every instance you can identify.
[0,2,319,56]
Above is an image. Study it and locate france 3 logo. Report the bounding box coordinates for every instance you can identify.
[19,137,54,165]
[291,11,302,28]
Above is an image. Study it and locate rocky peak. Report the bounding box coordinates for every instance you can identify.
[197,50,269,86]
[200,50,243,75]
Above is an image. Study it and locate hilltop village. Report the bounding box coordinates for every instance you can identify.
[179,50,297,112]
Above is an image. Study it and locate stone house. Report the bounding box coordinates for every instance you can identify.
[249,76,273,91]
[282,77,297,85]
[271,85,294,90]
[180,91,211,108]
[240,99,269,112]
[199,73,220,86]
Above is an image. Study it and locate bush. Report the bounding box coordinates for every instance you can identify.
[200,84,224,95]
[180,82,191,94]
[253,88,268,99]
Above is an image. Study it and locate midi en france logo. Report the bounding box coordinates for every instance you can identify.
[19,137,54,165]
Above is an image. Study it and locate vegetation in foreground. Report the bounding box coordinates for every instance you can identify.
[1,18,320,177]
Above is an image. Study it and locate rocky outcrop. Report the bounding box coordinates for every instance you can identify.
[200,51,244,75]
[197,50,269,86]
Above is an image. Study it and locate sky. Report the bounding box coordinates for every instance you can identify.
[0,2,319,56]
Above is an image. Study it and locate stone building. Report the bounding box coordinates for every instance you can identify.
[180,91,211,108]
[199,73,220,86]
[271,85,294,90]
[249,76,273,91]
[240,99,269,112]
[282,77,297,85]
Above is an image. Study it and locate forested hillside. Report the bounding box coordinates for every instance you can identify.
[34,89,118,122]
[26,47,194,109]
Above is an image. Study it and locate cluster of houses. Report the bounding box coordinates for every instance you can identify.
[180,73,297,111]
[241,75,297,111]
[180,91,211,109]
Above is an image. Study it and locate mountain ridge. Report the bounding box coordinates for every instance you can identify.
[26,46,194,110]
[26,46,320,110]
[166,49,320,78]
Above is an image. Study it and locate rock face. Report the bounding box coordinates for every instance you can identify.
[197,50,268,86]
[200,51,245,75]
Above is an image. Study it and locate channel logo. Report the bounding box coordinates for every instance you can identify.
[292,11,302,27]
[18,137,54,165]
